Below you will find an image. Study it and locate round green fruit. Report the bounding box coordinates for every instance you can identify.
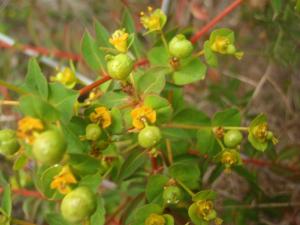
[223,130,243,148]
[0,129,20,156]
[169,34,193,59]
[85,123,102,141]
[107,53,133,80]
[61,186,97,224]
[32,130,66,165]
[138,126,161,148]
[163,186,182,204]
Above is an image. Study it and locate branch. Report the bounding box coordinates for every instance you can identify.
[190,0,244,44]
[79,75,111,96]
[0,187,45,199]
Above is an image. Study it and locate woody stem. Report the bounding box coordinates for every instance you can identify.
[190,0,244,43]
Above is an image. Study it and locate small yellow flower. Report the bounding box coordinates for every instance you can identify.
[211,36,230,54]
[131,105,156,129]
[140,7,167,32]
[17,117,44,144]
[51,67,77,89]
[145,213,165,225]
[50,166,77,195]
[109,29,129,53]
[196,200,216,221]
[221,150,238,168]
[253,123,268,141]
[90,106,112,128]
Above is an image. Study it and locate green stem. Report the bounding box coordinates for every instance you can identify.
[163,123,249,131]
[176,179,195,197]
[122,143,139,154]
[223,126,249,131]
[0,80,27,95]
[160,31,169,52]
[216,138,226,151]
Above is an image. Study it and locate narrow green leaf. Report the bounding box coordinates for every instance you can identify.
[81,32,104,71]
[90,197,105,225]
[117,149,147,181]
[24,58,48,98]
[1,185,11,216]
[122,8,143,57]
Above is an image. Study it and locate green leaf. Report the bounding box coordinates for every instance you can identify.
[173,108,210,126]
[144,95,173,124]
[69,153,100,177]
[147,46,169,66]
[94,20,110,47]
[46,213,71,225]
[13,154,28,171]
[212,108,241,126]
[146,175,169,204]
[192,190,217,201]
[81,32,104,71]
[24,58,48,99]
[48,83,79,122]
[117,149,147,181]
[36,164,63,199]
[19,95,59,122]
[271,0,282,16]
[98,91,129,108]
[173,59,207,85]
[197,129,218,156]
[164,214,175,225]
[61,117,89,153]
[131,204,163,225]
[204,41,218,67]
[136,68,168,95]
[188,202,209,225]
[1,185,11,216]
[168,161,201,189]
[122,8,143,58]
[107,107,124,134]
[79,173,102,192]
[90,197,105,225]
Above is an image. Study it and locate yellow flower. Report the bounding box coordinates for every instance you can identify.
[196,200,216,221]
[90,106,112,128]
[145,213,165,225]
[221,150,238,167]
[109,29,129,53]
[51,67,77,89]
[50,166,77,195]
[140,7,167,32]
[17,117,44,144]
[211,36,230,54]
[131,105,156,129]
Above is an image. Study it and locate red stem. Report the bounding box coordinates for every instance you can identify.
[0,40,82,62]
[150,156,159,173]
[79,75,111,96]
[190,0,244,44]
[0,187,45,199]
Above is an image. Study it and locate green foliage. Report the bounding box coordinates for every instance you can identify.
[0,5,280,225]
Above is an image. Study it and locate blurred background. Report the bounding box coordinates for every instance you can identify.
[0,0,300,224]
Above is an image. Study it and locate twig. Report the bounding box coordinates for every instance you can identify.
[190,0,244,43]
[0,187,45,199]
[79,75,111,96]
[222,202,300,209]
